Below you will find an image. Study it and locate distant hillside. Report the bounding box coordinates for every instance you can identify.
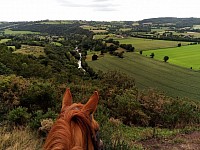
[139,17,200,27]
[9,22,93,37]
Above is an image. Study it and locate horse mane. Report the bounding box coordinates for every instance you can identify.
[43,89,100,150]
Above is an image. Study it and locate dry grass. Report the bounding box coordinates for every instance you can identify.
[0,126,44,150]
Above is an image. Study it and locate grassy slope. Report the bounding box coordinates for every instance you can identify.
[142,44,200,70]
[87,53,200,100]
[0,127,43,150]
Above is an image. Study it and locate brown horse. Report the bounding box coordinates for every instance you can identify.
[43,88,101,150]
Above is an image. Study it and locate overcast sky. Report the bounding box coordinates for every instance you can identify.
[1,0,200,21]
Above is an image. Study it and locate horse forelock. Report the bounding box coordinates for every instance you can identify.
[44,103,99,150]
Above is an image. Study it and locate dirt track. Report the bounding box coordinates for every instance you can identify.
[140,131,200,150]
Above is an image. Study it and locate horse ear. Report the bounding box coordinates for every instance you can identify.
[82,91,99,115]
[62,88,72,110]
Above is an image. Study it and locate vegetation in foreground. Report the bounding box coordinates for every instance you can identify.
[1,71,200,149]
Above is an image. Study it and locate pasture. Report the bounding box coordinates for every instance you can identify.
[40,20,73,24]
[113,37,191,51]
[51,42,62,46]
[13,45,45,58]
[93,34,115,39]
[81,25,107,33]
[193,25,200,29]
[142,44,200,70]
[4,29,40,35]
[87,52,200,100]
[0,39,11,43]
[173,31,200,38]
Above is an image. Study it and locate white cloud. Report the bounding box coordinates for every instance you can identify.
[1,0,200,21]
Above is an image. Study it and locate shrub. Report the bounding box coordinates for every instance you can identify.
[0,62,13,74]
[113,91,150,126]
[164,56,169,62]
[21,81,57,112]
[150,53,155,58]
[95,106,131,150]
[7,107,31,125]
[138,89,200,128]
[39,118,54,135]
[92,54,98,60]
[138,90,166,126]
[0,75,30,121]
[29,109,58,129]
[161,99,200,128]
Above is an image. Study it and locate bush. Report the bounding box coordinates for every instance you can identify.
[113,91,150,126]
[29,109,58,129]
[139,90,200,128]
[0,62,13,74]
[21,81,57,112]
[164,56,169,62]
[0,75,30,121]
[7,107,31,125]
[92,54,98,60]
[95,106,131,150]
[161,99,200,128]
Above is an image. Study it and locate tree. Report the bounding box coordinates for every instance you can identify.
[92,54,98,61]
[118,52,124,58]
[150,53,155,58]
[164,56,169,62]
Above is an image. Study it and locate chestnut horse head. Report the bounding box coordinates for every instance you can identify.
[43,88,101,150]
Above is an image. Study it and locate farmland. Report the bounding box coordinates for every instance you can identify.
[87,52,200,100]
[4,29,40,35]
[0,39,10,43]
[142,44,200,70]
[13,45,45,58]
[81,25,108,33]
[113,37,192,51]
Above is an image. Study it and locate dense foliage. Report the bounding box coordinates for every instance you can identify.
[11,22,93,37]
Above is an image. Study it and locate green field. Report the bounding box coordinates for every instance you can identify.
[0,39,11,43]
[81,25,107,33]
[87,53,200,100]
[4,29,40,35]
[142,44,200,70]
[193,25,200,29]
[93,34,115,39]
[40,20,73,24]
[51,42,62,46]
[173,31,200,38]
[113,37,191,51]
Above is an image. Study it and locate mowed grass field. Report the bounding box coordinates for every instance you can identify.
[4,29,40,35]
[87,53,200,100]
[113,37,191,51]
[0,39,11,43]
[142,44,200,70]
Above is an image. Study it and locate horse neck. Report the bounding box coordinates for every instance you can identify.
[70,114,95,150]
[44,109,95,150]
